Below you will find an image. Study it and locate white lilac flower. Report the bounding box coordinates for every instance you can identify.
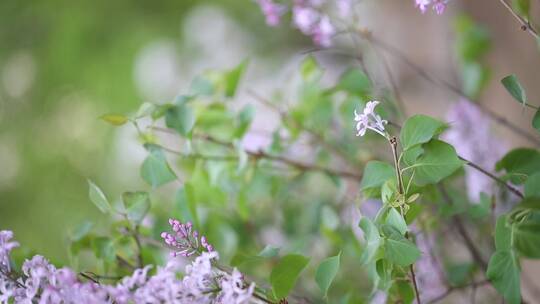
[443,99,507,203]
[354,101,388,138]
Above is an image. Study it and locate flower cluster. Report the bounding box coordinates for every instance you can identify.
[0,231,18,273]
[415,0,449,15]
[256,0,349,47]
[161,219,214,257]
[256,0,287,26]
[0,229,256,304]
[443,99,507,202]
[354,101,388,138]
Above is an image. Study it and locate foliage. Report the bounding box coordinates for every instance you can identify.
[3,0,540,303]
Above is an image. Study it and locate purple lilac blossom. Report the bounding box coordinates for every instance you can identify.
[0,229,255,303]
[161,219,214,257]
[0,231,18,272]
[256,0,287,26]
[256,0,338,46]
[415,0,449,14]
[443,99,507,203]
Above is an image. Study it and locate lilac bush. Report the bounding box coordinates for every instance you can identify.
[4,1,540,304]
[0,226,256,304]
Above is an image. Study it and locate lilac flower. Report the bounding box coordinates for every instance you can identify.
[354,101,388,138]
[216,268,255,304]
[256,0,287,26]
[415,0,449,15]
[443,99,507,202]
[0,229,256,303]
[161,219,214,257]
[292,5,320,34]
[312,16,335,47]
[0,231,18,272]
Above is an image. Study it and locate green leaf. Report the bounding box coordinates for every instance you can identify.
[360,161,395,191]
[258,245,281,258]
[300,56,322,82]
[501,74,527,106]
[270,254,310,299]
[461,62,490,99]
[92,237,116,262]
[513,219,540,258]
[487,250,521,304]
[315,252,341,297]
[384,207,408,235]
[359,218,381,264]
[409,140,463,185]
[69,221,94,241]
[454,15,491,62]
[135,102,156,118]
[165,101,195,137]
[122,191,151,224]
[337,68,371,95]
[382,225,421,266]
[525,172,540,198]
[496,148,540,184]
[87,180,111,213]
[140,146,177,187]
[532,108,540,134]
[400,115,447,151]
[100,114,128,126]
[494,215,512,251]
[190,75,214,96]
[224,60,248,97]
[235,104,255,138]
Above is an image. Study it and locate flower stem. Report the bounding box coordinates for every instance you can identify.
[389,136,422,304]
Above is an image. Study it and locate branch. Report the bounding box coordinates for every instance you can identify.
[497,0,540,40]
[247,90,356,167]
[458,156,524,199]
[426,280,490,304]
[150,127,363,181]
[391,137,421,304]
[390,122,524,199]
[438,184,488,271]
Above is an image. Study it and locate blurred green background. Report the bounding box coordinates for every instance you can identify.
[0,0,304,262]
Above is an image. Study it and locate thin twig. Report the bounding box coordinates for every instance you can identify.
[0,268,25,288]
[248,90,355,167]
[497,0,540,40]
[438,184,488,271]
[458,156,524,199]
[150,127,363,181]
[426,280,490,304]
[368,41,408,118]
